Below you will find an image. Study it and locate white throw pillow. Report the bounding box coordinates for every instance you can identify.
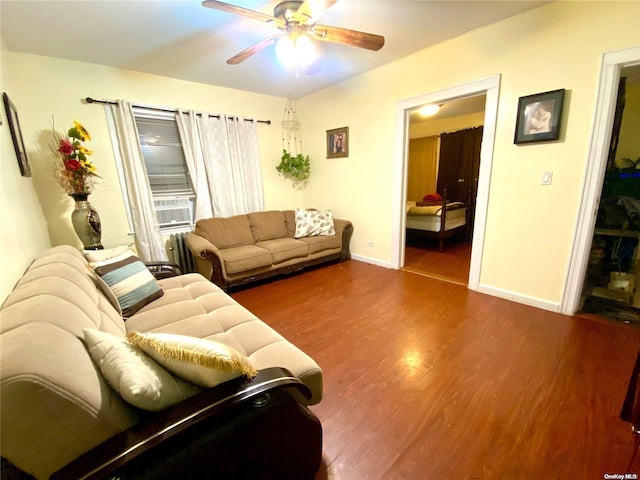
[83,328,201,411]
[126,331,258,388]
[84,245,133,264]
[294,208,336,238]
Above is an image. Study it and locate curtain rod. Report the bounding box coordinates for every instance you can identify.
[83,97,271,125]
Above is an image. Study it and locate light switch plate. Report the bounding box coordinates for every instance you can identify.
[541,171,553,185]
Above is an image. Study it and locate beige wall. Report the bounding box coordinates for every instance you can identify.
[296,1,640,306]
[0,40,51,301]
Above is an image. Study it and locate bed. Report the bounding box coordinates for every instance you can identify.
[405,197,468,251]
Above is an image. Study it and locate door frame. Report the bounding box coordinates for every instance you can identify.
[391,74,501,291]
[560,46,640,315]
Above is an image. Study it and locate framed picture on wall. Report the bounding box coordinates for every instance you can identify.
[514,89,565,145]
[326,126,349,158]
[3,92,31,176]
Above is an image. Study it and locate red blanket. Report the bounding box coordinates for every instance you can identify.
[419,192,443,206]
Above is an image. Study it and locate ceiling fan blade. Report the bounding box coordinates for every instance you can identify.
[227,35,279,65]
[312,25,385,51]
[202,0,282,26]
[294,0,338,24]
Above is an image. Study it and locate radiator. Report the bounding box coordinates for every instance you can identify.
[169,233,196,274]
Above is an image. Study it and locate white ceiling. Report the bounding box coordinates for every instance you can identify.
[410,94,487,124]
[1,0,548,99]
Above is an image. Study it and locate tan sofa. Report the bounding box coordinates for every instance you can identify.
[0,246,322,480]
[185,209,353,290]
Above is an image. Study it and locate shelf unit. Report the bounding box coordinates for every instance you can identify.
[582,227,640,319]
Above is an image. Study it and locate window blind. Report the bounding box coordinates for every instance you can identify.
[136,116,194,196]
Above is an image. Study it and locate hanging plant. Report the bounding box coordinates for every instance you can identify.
[276,149,310,187]
[278,99,310,188]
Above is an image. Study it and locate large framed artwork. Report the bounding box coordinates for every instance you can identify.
[514,89,565,145]
[326,126,349,158]
[3,92,31,176]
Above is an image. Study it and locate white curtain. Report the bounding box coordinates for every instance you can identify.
[196,114,265,217]
[105,101,168,261]
[175,110,214,221]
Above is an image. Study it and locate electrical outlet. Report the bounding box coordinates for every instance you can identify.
[367,241,374,247]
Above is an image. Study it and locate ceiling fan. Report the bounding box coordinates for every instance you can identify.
[202,0,385,66]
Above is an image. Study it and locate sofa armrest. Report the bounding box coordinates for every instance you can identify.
[334,218,353,260]
[51,367,321,480]
[145,261,182,279]
[184,232,226,287]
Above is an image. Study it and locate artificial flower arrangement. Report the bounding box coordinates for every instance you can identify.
[53,120,99,195]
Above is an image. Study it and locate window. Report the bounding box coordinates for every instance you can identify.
[133,108,195,231]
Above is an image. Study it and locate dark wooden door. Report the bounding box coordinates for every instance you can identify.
[436,126,483,237]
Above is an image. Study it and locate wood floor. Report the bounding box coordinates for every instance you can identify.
[231,260,640,479]
[404,240,471,285]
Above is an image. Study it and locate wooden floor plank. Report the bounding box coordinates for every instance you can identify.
[231,260,640,479]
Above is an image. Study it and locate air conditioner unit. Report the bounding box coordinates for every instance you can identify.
[153,197,192,228]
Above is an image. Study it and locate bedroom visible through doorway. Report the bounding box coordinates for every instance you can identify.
[403,95,486,285]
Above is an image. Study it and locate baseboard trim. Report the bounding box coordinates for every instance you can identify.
[475,284,562,313]
[350,254,391,269]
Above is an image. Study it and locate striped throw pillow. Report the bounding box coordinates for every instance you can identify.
[94,255,164,317]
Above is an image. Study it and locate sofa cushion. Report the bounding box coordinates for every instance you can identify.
[84,328,201,411]
[195,215,254,249]
[248,210,289,242]
[220,245,272,275]
[2,246,126,337]
[127,331,257,388]
[1,322,139,479]
[256,238,309,264]
[298,234,341,254]
[93,254,164,317]
[284,210,296,238]
[294,209,336,238]
[125,274,324,405]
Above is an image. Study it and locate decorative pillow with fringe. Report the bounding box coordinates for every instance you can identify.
[84,328,201,411]
[127,331,258,388]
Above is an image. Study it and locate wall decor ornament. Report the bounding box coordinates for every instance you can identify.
[3,92,31,176]
[52,120,103,249]
[514,89,565,144]
[326,126,349,158]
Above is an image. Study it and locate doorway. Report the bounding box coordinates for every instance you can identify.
[391,75,501,292]
[562,46,640,316]
[573,63,640,322]
[403,96,486,285]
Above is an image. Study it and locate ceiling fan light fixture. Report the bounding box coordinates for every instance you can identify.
[419,104,441,117]
[275,34,316,69]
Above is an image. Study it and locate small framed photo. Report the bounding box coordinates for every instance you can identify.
[326,126,349,158]
[3,92,31,176]
[514,89,565,145]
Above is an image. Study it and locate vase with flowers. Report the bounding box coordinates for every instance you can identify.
[53,120,103,250]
